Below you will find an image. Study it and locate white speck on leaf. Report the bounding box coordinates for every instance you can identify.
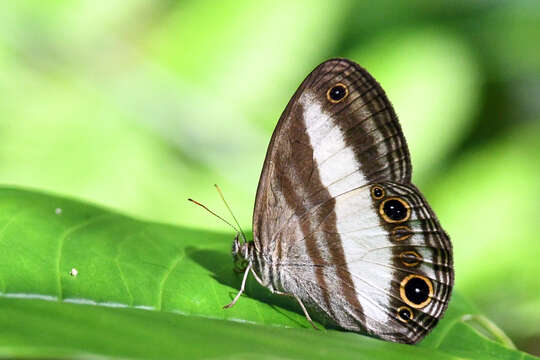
[70,268,78,277]
[55,208,62,215]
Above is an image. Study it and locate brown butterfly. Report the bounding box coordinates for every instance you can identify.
[220,58,453,344]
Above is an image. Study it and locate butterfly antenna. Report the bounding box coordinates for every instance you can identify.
[188,198,240,234]
[214,184,248,244]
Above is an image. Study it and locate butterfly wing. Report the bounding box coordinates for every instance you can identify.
[252,58,453,344]
[254,58,411,252]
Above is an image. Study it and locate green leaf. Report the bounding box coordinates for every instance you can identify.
[0,298,471,360]
[0,187,536,359]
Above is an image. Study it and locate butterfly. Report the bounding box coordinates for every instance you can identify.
[222,58,454,344]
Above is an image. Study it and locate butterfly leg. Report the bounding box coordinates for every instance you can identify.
[227,262,319,330]
[223,262,252,309]
[273,290,319,331]
[247,267,318,330]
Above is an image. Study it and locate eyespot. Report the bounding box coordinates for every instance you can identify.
[379,197,411,223]
[326,83,348,103]
[370,185,385,200]
[396,306,414,323]
[399,250,422,267]
[400,274,433,309]
[391,225,413,242]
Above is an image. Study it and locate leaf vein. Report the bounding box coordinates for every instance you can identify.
[56,214,113,301]
[157,251,185,311]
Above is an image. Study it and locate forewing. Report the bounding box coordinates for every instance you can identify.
[253,58,410,252]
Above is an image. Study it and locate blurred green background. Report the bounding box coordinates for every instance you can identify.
[1,0,539,355]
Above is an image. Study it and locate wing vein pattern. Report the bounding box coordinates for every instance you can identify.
[252,58,453,344]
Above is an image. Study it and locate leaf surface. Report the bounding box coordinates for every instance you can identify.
[0,188,535,359]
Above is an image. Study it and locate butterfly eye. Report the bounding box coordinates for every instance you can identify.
[396,306,414,323]
[400,274,433,309]
[326,83,348,103]
[379,197,411,223]
[371,185,385,200]
[399,250,422,267]
[391,225,413,242]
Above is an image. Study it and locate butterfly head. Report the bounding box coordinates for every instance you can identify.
[231,234,252,273]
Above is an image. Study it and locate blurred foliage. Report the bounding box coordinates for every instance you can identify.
[0,0,539,356]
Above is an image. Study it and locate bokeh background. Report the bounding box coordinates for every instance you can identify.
[1,0,539,355]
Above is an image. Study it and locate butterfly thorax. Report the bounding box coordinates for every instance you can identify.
[231,235,276,292]
[231,235,250,272]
